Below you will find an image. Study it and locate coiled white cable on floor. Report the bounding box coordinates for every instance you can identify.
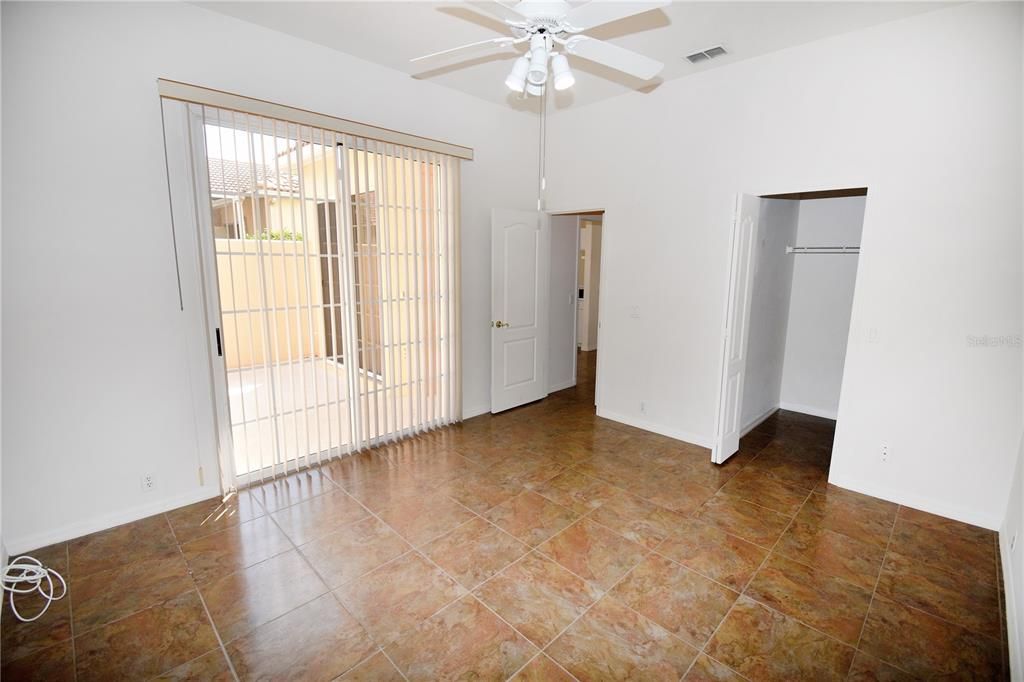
[2,555,67,622]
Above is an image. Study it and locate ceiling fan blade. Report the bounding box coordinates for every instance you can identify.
[466,1,528,25]
[562,0,670,32]
[410,37,516,64]
[564,35,664,80]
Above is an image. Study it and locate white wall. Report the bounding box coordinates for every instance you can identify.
[740,199,798,430]
[549,215,578,392]
[0,1,536,552]
[545,2,1022,528]
[779,196,865,419]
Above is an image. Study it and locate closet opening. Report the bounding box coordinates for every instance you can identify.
[713,188,867,472]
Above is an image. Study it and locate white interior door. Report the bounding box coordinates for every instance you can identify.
[548,214,580,393]
[491,209,550,413]
[713,194,761,463]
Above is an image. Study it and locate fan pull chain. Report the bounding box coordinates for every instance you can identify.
[537,85,547,211]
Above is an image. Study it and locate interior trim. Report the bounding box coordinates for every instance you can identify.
[157,78,474,160]
[761,187,868,200]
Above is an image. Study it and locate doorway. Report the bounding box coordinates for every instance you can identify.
[163,99,463,489]
[550,212,602,401]
[548,213,602,396]
[714,189,866,464]
[489,209,604,414]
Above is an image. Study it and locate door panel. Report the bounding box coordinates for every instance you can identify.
[317,203,345,362]
[548,215,580,392]
[491,209,550,413]
[713,194,761,463]
[504,338,538,387]
[320,194,384,374]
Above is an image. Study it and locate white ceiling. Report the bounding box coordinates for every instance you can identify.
[198,1,950,111]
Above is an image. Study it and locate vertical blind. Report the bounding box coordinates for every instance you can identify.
[182,103,462,488]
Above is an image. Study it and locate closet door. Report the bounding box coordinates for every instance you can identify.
[713,194,760,464]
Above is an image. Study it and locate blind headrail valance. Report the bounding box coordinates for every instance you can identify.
[157,79,474,161]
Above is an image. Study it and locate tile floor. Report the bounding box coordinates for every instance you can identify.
[1,352,1009,680]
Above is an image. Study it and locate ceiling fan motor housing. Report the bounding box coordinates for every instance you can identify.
[523,18,567,35]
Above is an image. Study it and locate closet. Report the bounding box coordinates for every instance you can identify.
[739,190,866,434]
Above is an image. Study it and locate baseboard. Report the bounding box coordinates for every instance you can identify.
[596,408,713,449]
[548,379,576,393]
[741,406,778,437]
[778,401,838,420]
[462,402,491,420]
[826,472,1002,530]
[5,487,218,555]
[999,529,1022,679]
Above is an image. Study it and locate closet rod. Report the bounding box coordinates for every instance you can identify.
[786,245,860,255]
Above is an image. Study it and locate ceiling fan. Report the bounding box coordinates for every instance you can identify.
[410,0,670,96]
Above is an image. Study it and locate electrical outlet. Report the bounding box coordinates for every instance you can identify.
[880,444,889,463]
[141,474,156,493]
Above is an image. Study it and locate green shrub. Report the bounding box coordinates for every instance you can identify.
[246,230,303,241]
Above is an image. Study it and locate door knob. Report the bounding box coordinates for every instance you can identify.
[493,320,508,328]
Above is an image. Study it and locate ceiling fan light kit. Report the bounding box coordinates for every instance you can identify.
[526,34,550,87]
[525,82,546,96]
[411,0,670,98]
[550,53,574,91]
[505,55,530,92]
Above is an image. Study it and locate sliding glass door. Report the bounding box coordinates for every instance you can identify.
[174,103,461,488]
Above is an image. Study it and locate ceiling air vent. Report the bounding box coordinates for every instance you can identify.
[686,46,727,63]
